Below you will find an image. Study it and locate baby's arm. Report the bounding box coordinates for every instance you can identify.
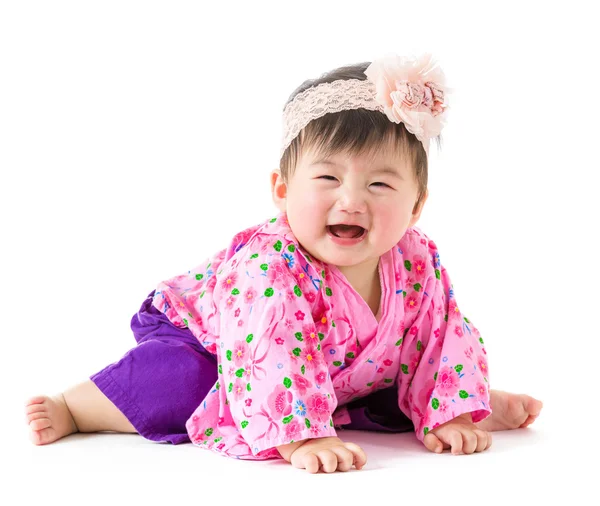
[277,437,367,473]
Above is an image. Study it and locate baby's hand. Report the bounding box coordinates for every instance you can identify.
[289,436,367,473]
[424,413,492,455]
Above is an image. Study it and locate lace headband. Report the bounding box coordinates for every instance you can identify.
[280,53,452,160]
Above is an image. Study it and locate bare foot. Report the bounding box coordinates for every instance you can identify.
[476,389,543,432]
[26,394,78,445]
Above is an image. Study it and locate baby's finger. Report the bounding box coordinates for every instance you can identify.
[328,446,356,472]
[296,452,320,474]
[342,442,368,469]
[461,429,478,454]
[473,429,490,452]
[315,450,339,473]
[446,430,464,455]
[423,432,444,454]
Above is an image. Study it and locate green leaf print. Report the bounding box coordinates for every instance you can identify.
[301,365,305,375]
[401,364,409,374]
[295,332,303,341]
[332,321,336,328]
[395,338,403,346]
[264,288,274,297]
[270,218,277,223]
[205,428,213,437]
[413,283,422,292]
[218,364,222,374]
[274,240,282,252]
[434,372,438,381]
[226,350,232,361]
[294,285,302,297]
[321,269,326,278]
[325,287,333,296]
[464,317,470,323]
[384,378,393,384]
[403,327,410,338]
[459,390,469,399]
[346,352,355,359]
[283,377,292,388]
[404,260,412,271]
[214,437,222,443]
[479,337,484,344]
[246,383,251,392]
[444,314,448,322]
[282,415,293,424]
[455,364,463,373]
[188,312,193,318]
[306,254,312,263]
[260,263,268,271]
[235,368,244,378]
[424,427,429,436]
[246,334,253,344]
[432,398,439,410]
[318,333,324,341]
[333,361,342,367]
[417,340,422,351]
[200,290,206,299]
[195,273,204,280]
[287,244,296,252]
[231,288,240,295]
[330,419,333,427]
[367,382,373,387]
[241,420,249,429]
[435,269,441,280]
[228,383,233,392]
[250,253,259,259]
[183,318,188,327]
[305,418,311,429]
[292,347,301,357]
[216,382,220,390]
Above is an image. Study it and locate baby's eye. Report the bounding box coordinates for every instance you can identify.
[371,182,391,188]
[318,175,337,181]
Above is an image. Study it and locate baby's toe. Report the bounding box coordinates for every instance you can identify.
[526,397,543,417]
[29,427,58,446]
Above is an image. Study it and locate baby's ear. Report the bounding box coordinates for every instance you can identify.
[270,169,288,212]
[409,188,429,228]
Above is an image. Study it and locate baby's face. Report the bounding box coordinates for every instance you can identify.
[273,143,427,277]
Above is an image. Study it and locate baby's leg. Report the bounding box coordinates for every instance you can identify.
[475,389,543,432]
[26,380,136,445]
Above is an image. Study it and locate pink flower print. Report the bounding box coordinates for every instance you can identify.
[275,337,284,345]
[207,276,217,291]
[448,299,460,320]
[409,352,421,373]
[233,340,249,366]
[307,392,330,423]
[218,416,224,425]
[478,356,488,376]
[267,260,289,289]
[245,398,253,407]
[302,323,319,342]
[436,366,459,397]
[224,296,235,310]
[205,343,217,354]
[418,378,435,407]
[438,400,449,415]
[285,289,296,302]
[284,318,293,330]
[454,325,463,338]
[383,359,393,367]
[315,370,327,386]
[293,269,311,291]
[237,319,244,327]
[295,310,305,321]
[285,419,303,441]
[267,384,293,420]
[234,308,241,318]
[397,320,405,335]
[395,271,402,283]
[243,287,257,305]
[405,292,419,312]
[291,373,313,395]
[301,343,323,370]
[413,255,427,279]
[232,378,247,401]
[410,325,419,336]
[315,312,329,333]
[428,240,437,250]
[377,367,384,373]
[475,382,487,400]
[434,328,440,338]
[420,238,427,246]
[228,365,236,377]
[305,292,316,303]
[221,272,238,291]
[465,346,474,360]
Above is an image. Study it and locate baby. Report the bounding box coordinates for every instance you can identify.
[26,53,542,473]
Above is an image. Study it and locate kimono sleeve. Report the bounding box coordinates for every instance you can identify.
[152,247,227,351]
[396,230,491,441]
[214,237,339,457]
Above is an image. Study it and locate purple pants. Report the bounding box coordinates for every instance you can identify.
[90,290,413,444]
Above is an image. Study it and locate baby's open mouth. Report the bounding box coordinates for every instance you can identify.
[327,224,367,239]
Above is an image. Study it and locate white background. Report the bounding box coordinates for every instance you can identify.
[1,1,598,503]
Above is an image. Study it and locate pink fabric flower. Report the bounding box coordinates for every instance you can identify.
[221,272,238,291]
[478,356,489,376]
[448,299,460,319]
[232,378,247,401]
[291,373,313,395]
[454,325,463,338]
[475,382,487,400]
[436,365,460,397]
[418,378,435,407]
[301,343,324,370]
[267,260,289,289]
[364,53,449,152]
[243,287,257,304]
[295,310,305,321]
[405,293,420,312]
[284,419,303,441]
[302,323,319,342]
[412,255,427,279]
[267,384,293,420]
[307,393,330,423]
[314,370,327,385]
